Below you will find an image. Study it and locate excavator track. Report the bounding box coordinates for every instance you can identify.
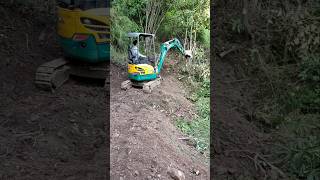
[104,63,110,90]
[121,77,161,93]
[142,78,161,93]
[35,58,70,91]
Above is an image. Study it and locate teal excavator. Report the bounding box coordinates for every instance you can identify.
[35,0,110,91]
[121,32,192,93]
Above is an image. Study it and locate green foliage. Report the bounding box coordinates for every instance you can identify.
[231,18,244,34]
[198,28,210,48]
[179,47,210,85]
[158,0,209,46]
[282,85,320,114]
[111,4,142,51]
[176,78,210,155]
[218,1,320,178]
[273,114,320,179]
[111,0,146,27]
[288,16,320,57]
[176,92,210,155]
[111,46,127,65]
[299,54,320,83]
[175,44,210,157]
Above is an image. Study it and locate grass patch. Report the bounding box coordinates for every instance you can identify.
[111,46,127,66]
[273,114,320,179]
[176,78,210,157]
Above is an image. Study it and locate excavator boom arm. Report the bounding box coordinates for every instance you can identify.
[156,38,189,74]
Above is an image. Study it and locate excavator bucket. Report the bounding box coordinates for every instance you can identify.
[185,50,192,59]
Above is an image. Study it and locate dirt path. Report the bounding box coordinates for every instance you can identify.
[110,64,209,179]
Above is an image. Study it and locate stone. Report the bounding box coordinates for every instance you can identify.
[167,167,185,180]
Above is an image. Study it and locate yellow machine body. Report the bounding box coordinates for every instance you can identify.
[57,5,110,62]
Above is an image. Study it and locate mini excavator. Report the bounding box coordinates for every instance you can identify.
[121,32,192,93]
[35,0,110,91]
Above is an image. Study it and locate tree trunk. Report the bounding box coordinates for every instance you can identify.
[144,0,168,35]
[184,28,187,49]
[242,0,252,39]
[190,23,193,50]
[194,30,197,51]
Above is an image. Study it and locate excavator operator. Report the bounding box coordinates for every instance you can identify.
[130,40,148,64]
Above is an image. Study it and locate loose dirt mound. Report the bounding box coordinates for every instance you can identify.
[0,4,107,179]
[110,64,209,179]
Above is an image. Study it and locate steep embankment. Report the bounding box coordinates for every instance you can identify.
[212,59,272,179]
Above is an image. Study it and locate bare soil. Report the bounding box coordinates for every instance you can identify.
[0,4,107,179]
[110,64,209,179]
[211,59,267,179]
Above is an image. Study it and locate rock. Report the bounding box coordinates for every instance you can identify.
[186,139,196,147]
[192,169,200,175]
[57,131,65,139]
[215,166,228,175]
[30,114,40,122]
[227,168,236,174]
[38,31,46,42]
[68,118,76,123]
[167,167,185,180]
[134,170,139,176]
[113,133,120,138]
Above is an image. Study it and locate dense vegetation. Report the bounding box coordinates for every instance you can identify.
[215,0,320,178]
[111,0,210,156]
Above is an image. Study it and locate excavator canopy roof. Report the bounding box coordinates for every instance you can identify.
[127,32,155,38]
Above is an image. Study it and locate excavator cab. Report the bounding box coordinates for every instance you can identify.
[57,0,110,62]
[127,32,158,82]
[122,32,191,93]
[127,32,156,65]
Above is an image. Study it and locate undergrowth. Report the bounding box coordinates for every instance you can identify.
[175,47,210,158]
[219,1,320,178]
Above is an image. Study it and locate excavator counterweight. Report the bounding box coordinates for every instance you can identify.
[35,1,110,91]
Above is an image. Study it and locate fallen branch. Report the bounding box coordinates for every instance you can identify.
[218,46,241,58]
[178,137,191,140]
[226,149,287,178]
[257,154,287,178]
[223,78,251,83]
[25,33,29,50]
